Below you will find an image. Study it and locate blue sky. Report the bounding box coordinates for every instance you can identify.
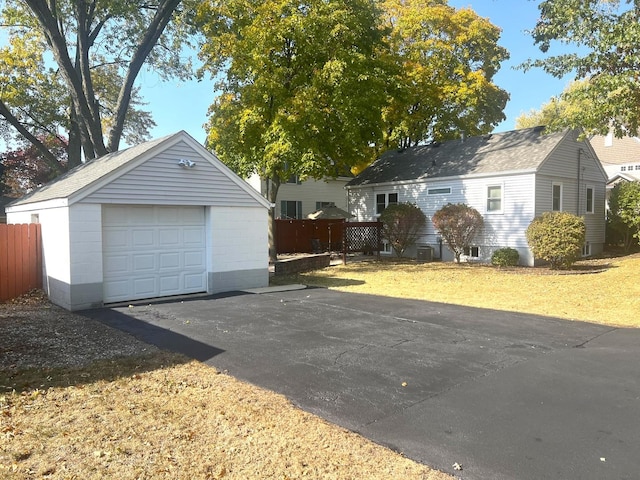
[71,1,582,146]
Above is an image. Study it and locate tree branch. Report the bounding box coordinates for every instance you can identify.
[0,99,65,174]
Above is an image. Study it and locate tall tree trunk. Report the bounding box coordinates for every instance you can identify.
[266,176,281,263]
[107,0,182,151]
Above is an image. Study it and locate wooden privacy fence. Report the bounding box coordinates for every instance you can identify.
[0,224,42,302]
[275,219,345,254]
[275,219,383,263]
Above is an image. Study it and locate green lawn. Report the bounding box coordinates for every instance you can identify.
[272,253,640,328]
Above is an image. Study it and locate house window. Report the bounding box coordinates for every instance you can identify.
[381,240,393,254]
[585,186,594,214]
[287,174,300,184]
[636,165,640,171]
[621,166,627,172]
[316,201,335,210]
[552,183,563,211]
[463,246,479,257]
[486,185,502,213]
[281,200,302,219]
[376,192,398,215]
[582,242,591,257]
[428,187,451,195]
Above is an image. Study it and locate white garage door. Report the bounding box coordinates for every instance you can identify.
[103,205,207,303]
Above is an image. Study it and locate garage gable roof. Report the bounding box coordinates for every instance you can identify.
[347,127,571,187]
[8,131,271,209]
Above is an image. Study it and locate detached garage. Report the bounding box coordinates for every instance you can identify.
[6,131,271,311]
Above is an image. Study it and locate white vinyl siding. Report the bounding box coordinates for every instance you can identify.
[84,141,260,207]
[274,177,349,218]
[348,173,536,264]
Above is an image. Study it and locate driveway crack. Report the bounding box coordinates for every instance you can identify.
[573,327,619,348]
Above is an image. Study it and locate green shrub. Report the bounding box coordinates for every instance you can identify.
[491,247,520,267]
[525,211,586,269]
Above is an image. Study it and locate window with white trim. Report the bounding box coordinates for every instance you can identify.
[585,186,594,214]
[486,185,502,213]
[280,200,302,219]
[428,187,451,195]
[463,246,479,257]
[582,242,591,257]
[552,183,563,211]
[621,166,627,171]
[376,192,398,215]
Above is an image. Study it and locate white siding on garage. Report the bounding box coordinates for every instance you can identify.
[102,205,207,303]
[85,141,259,207]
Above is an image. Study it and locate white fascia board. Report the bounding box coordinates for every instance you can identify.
[5,198,69,213]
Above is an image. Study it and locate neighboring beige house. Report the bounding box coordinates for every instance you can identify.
[347,127,607,266]
[589,132,640,200]
[247,174,351,219]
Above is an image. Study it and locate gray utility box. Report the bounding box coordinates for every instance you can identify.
[416,245,434,263]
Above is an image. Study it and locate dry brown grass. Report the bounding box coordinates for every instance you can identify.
[273,253,640,328]
[1,349,451,480]
[3,253,637,480]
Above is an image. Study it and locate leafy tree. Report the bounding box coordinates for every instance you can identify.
[515,81,593,132]
[0,136,68,196]
[432,203,484,263]
[381,0,509,149]
[523,0,640,137]
[196,0,392,261]
[607,181,640,251]
[379,202,427,258]
[0,0,189,166]
[526,211,586,269]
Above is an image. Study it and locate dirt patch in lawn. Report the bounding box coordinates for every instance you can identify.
[0,294,453,480]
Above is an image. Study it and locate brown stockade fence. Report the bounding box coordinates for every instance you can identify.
[0,224,42,303]
[275,219,345,254]
[275,219,382,263]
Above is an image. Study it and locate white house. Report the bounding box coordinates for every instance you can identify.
[6,131,271,311]
[247,174,351,219]
[346,127,608,266]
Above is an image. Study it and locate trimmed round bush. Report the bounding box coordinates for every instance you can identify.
[491,247,520,267]
[526,211,586,269]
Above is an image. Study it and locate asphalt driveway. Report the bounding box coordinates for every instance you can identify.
[83,287,640,480]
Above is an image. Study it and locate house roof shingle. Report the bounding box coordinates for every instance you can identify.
[589,134,640,167]
[347,127,569,187]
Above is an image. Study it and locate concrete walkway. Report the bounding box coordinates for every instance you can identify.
[83,287,640,480]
